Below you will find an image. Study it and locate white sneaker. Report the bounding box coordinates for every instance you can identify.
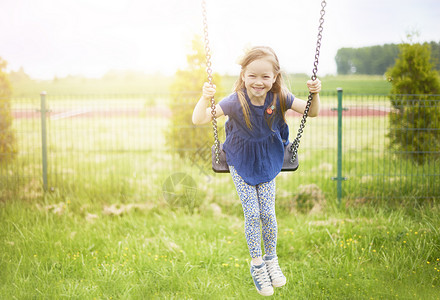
[263,255,287,287]
[250,262,274,296]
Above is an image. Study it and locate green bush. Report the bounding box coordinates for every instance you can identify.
[165,36,224,166]
[0,58,17,165]
[386,42,440,164]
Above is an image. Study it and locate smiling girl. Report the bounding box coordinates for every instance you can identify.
[192,46,321,296]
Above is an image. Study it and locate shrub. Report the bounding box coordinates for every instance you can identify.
[165,36,224,168]
[0,58,17,165]
[386,42,440,164]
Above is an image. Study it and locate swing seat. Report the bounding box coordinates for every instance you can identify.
[212,143,299,173]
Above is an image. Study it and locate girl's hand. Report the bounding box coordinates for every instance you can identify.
[307,78,321,94]
[202,82,216,100]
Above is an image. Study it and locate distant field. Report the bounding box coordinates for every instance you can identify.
[11,74,391,97]
[207,74,391,95]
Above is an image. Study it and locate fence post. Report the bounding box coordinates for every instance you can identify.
[332,88,347,207]
[40,91,48,192]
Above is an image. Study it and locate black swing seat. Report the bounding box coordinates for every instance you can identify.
[212,143,299,173]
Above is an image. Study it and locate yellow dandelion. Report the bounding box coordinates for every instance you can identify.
[235,263,240,267]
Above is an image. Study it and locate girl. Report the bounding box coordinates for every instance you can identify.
[192,46,321,296]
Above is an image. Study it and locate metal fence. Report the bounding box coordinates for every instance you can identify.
[1,91,439,204]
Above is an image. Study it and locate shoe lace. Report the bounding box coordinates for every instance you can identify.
[253,266,272,288]
[266,257,283,279]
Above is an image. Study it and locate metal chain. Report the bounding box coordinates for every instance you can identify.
[201,0,220,163]
[202,0,326,164]
[289,0,327,163]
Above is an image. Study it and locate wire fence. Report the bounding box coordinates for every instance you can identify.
[1,91,439,205]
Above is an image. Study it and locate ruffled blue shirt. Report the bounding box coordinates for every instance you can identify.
[219,90,295,185]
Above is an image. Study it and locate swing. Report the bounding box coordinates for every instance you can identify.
[202,0,327,173]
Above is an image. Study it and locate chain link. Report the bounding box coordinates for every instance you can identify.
[290,0,326,163]
[202,0,220,164]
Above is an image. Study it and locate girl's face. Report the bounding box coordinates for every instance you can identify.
[242,58,277,104]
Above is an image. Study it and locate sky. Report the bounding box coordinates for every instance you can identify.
[0,0,439,79]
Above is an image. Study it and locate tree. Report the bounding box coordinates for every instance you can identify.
[386,42,440,164]
[165,35,224,166]
[335,44,400,75]
[0,57,17,165]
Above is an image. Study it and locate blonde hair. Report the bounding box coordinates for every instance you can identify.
[234,46,290,129]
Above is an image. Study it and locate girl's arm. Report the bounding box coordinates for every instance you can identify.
[290,79,321,117]
[192,82,224,125]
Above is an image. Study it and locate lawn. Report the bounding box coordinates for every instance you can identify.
[3,75,439,299]
[1,198,439,299]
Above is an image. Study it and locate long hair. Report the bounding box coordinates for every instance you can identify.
[234,46,290,129]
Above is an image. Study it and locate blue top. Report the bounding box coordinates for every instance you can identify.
[219,90,295,185]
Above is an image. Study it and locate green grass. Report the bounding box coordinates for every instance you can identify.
[1,197,440,299]
[2,86,439,298]
[221,74,392,95]
[11,74,391,98]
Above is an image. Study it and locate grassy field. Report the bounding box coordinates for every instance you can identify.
[1,198,440,299]
[10,74,391,97]
[3,75,439,298]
